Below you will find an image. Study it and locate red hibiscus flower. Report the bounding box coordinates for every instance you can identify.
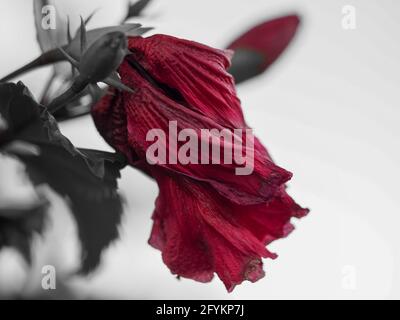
[92,34,308,291]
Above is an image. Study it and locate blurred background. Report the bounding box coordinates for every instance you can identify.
[0,0,399,299]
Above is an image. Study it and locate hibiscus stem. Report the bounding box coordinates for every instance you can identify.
[0,49,64,82]
[47,80,88,114]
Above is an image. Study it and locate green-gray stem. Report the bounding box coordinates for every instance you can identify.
[47,78,88,114]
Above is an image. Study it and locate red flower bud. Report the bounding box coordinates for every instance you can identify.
[227,15,300,83]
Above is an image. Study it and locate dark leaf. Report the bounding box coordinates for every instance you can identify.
[125,0,152,20]
[0,82,38,146]
[19,147,126,273]
[0,82,126,273]
[0,198,48,264]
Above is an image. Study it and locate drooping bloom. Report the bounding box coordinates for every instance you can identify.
[92,34,308,291]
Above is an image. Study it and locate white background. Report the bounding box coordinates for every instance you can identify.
[0,0,399,299]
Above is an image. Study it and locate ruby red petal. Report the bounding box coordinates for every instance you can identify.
[94,60,292,205]
[128,35,246,128]
[148,171,280,290]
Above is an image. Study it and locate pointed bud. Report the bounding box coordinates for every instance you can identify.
[79,32,128,83]
[227,15,301,83]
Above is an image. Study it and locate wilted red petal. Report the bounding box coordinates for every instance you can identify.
[234,187,309,245]
[145,165,308,292]
[127,35,244,128]
[94,56,292,205]
[150,171,270,290]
